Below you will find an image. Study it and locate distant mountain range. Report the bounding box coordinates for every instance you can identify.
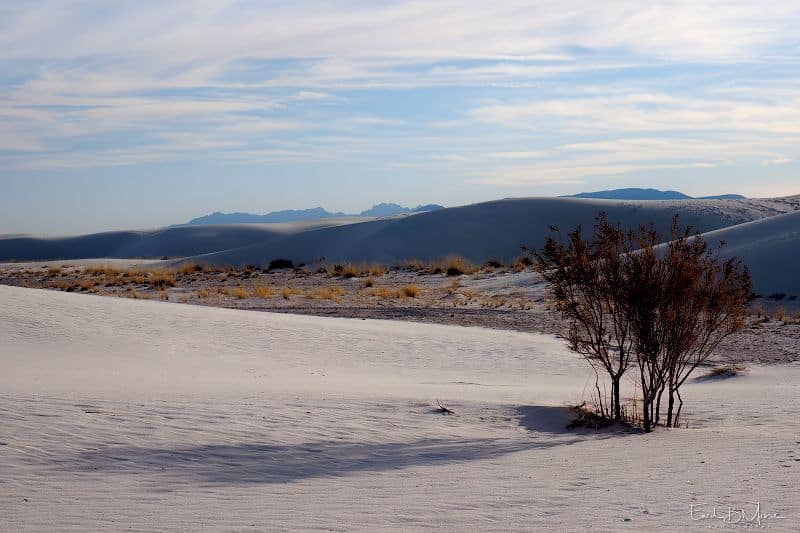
[564,188,746,201]
[187,203,445,225]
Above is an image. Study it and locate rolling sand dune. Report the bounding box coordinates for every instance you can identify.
[0,217,367,261]
[191,196,798,266]
[1,285,798,531]
[700,210,800,298]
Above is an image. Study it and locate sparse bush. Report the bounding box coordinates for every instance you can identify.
[268,258,294,271]
[253,284,275,299]
[307,286,346,301]
[533,214,751,432]
[281,286,303,299]
[148,270,176,289]
[460,288,476,301]
[79,279,98,291]
[219,286,249,299]
[373,287,399,299]
[484,259,504,270]
[512,256,533,272]
[179,263,203,274]
[364,277,375,288]
[159,290,169,301]
[442,255,476,276]
[368,263,387,276]
[46,266,62,277]
[401,285,420,298]
[197,288,212,299]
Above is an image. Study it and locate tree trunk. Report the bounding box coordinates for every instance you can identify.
[654,382,666,425]
[612,377,621,421]
[674,388,684,427]
[666,387,676,428]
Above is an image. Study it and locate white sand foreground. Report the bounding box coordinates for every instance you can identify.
[1,285,798,531]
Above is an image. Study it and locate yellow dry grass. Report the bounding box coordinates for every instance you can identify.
[253,284,275,299]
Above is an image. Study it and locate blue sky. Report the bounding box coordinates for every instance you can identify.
[1,1,799,235]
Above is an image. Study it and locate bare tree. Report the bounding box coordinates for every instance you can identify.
[622,218,751,431]
[532,214,634,421]
[535,215,751,432]
[655,223,751,427]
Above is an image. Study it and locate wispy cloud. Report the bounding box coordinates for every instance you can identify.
[1,0,799,216]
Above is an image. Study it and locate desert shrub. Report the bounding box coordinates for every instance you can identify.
[773,307,786,322]
[253,284,275,299]
[401,285,420,298]
[179,263,203,274]
[334,263,360,278]
[404,259,425,272]
[368,263,387,276]
[125,289,149,299]
[444,255,476,276]
[158,290,169,301]
[533,214,751,432]
[268,258,294,271]
[373,287,399,299]
[197,288,212,298]
[48,279,74,290]
[364,277,375,288]
[46,266,62,277]
[219,286,249,299]
[460,288,476,301]
[307,286,346,300]
[148,270,176,289]
[79,279,98,291]
[281,286,303,299]
[512,256,533,272]
[484,259,504,269]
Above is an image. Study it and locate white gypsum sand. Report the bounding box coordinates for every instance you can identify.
[1,285,798,531]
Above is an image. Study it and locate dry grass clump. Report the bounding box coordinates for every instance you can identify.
[322,262,387,278]
[46,266,62,277]
[179,262,204,275]
[445,279,460,294]
[443,255,477,276]
[282,286,304,299]
[481,296,507,308]
[364,277,375,288]
[372,287,400,299]
[147,270,176,289]
[460,288,476,301]
[401,284,420,298]
[48,279,75,291]
[512,256,533,272]
[158,290,169,301]
[219,286,249,299]
[84,265,122,277]
[196,288,212,299]
[253,284,275,299]
[773,307,786,322]
[418,255,477,276]
[79,279,98,291]
[124,289,150,299]
[307,286,346,301]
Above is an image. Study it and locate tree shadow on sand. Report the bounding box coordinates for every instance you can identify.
[49,406,623,485]
[55,437,564,485]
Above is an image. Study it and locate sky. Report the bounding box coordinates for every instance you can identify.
[1,1,799,235]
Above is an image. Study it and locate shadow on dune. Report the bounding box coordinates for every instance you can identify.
[54,434,586,485]
[516,405,578,434]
